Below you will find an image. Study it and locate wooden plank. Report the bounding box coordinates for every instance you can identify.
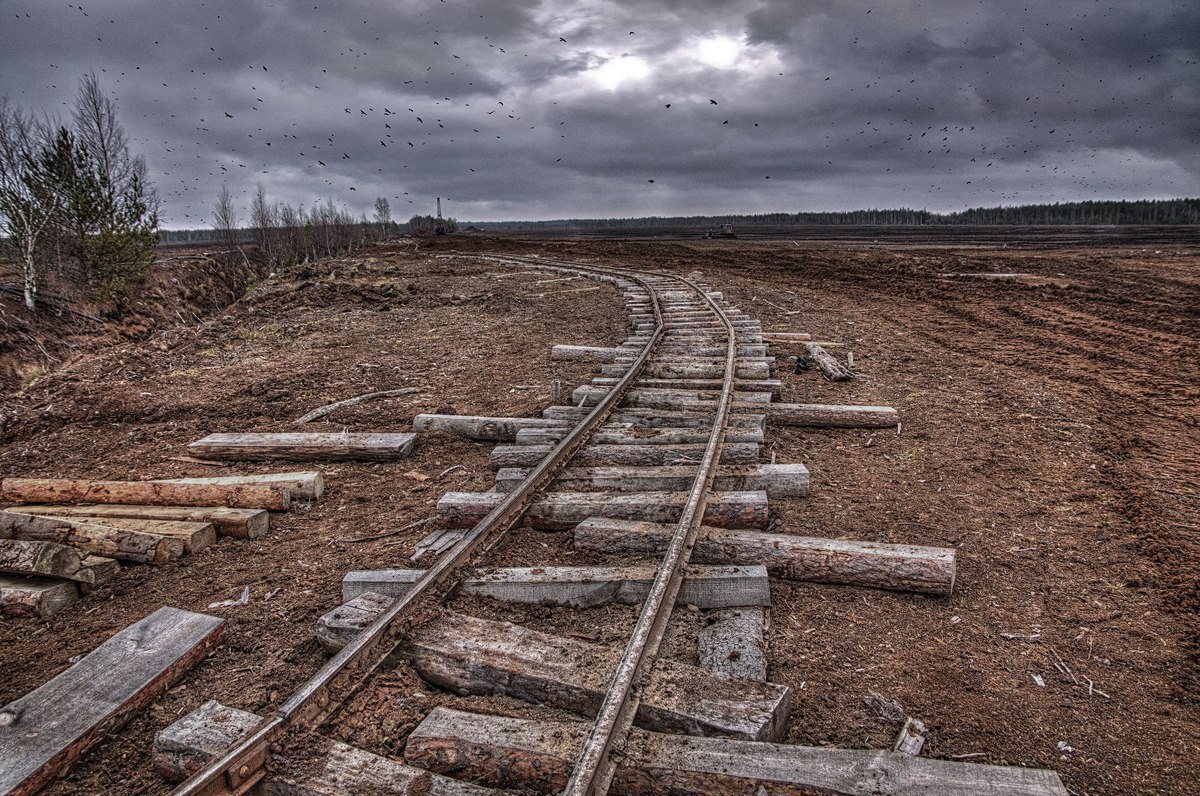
[412,414,564,441]
[0,510,183,564]
[0,606,225,796]
[155,471,324,500]
[574,518,956,595]
[0,477,290,510]
[406,612,791,741]
[699,608,768,680]
[769,403,899,428]
[8,504,269,539]
[188,432,416,462]
[437,490,769,531]
[404,707,1068,796]
[541,405,765,430]
[0,574,79,619]
[490,441,759,469]
[153,699,260,783]
[0,538,104,583]
[495,463,809,497]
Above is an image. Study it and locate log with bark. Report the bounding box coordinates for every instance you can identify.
[0,477,290,510]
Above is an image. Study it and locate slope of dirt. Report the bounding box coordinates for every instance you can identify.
[1,233,1197,795]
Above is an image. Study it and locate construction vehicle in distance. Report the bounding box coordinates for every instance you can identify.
[434,197,448,235]
[703,223,736,239]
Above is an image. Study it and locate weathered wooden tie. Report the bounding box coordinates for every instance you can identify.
[700,608,768,680]
[436,490,769,531]
[0,510,185,564]
[0,607,224,796]
[405,612,791,741]
[541,405,765,430]
[495,463,809,497]
[155,470,324,500]
[413,413,565,441]
[490,441,760,469]
[512,425,764,446]
[404,707,1068,796]
[574,517,956,595]
[0,538,116,585]
[769,402,899,428]
[0,574,79,619]
[188,431,416,461]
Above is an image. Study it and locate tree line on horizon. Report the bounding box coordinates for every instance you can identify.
[465,198,1200,232]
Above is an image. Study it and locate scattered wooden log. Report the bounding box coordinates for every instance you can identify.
[0,538,113,584]
[153,699,260,782]
[404,707,1068,796]
[59,517,216,554]
[7,504,268,539]
[437,490,770,531]
[549,344,624,362]
[490,441,759,469]
[0,510,183,564]
[804,343,853,381]
[296,387,423,423]
[512,425,763,446]
[761,331,812,343]
[412,414,565,441]
[495,463,809,497]
[0,575,79,619]
[699,608,768,680]
[187,432,416,462]
[894,717,929,756]
[154,471,324,500]
[768,403,898,428]
[405,612,791,741]
[0,477,290,511]
[0,607,225,796]
[573,518,956,595]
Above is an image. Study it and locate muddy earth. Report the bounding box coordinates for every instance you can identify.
[1,231,1197,795]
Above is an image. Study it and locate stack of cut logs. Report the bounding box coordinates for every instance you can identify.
[0,472,322,619]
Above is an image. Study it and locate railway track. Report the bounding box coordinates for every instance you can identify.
[1,253,1067,794]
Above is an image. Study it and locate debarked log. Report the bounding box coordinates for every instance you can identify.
[0,477,289,511]
[573,518,955,595]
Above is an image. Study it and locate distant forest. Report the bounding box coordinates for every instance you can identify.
[470,198,1200,232]
[158,198,1199,242]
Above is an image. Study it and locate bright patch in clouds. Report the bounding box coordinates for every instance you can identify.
[693,35,743,69]
[590,55,651,90]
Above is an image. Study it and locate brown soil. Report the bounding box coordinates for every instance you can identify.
[1,233,1197,795]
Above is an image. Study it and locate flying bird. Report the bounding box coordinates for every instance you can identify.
[709,99,718,105]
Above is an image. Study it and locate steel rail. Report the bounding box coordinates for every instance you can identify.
[173,256,665,795]
[563,271,738,796]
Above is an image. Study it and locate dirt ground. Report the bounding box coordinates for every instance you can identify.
[1,232,1197,795]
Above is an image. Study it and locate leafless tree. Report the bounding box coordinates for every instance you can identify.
[211,185,239,247]
[0,99,66,309]
[373,196,391,236]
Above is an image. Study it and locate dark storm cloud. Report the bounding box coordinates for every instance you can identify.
[2,0,1195,226]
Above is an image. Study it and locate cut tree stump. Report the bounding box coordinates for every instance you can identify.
[804,343,853,381]
[0,510,184,564]
[7,504,268,539]
[495,463,809,497]
[0,575,79,619]
[405,612,791,741]
[768,403,898,428]
[490,441,759,469]
[436,490,769,531]
[188,432,416,461]
[574,518,956,595]
[155,471,324,500]
[699,608,768,680]
[412,414,564,441]
[0,606,225,796]
[404,707,1068,796]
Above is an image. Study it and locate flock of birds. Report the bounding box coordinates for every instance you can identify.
[5,1,1192,226]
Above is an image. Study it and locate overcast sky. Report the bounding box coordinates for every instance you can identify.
[2,0,1197,228]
